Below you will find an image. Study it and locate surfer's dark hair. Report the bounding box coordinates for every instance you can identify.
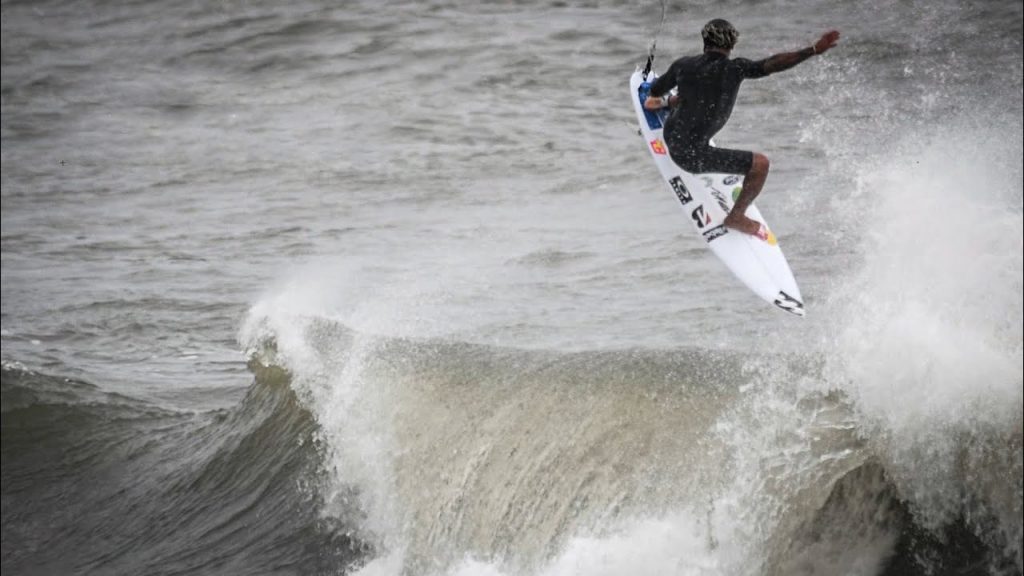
[702,19,739,50]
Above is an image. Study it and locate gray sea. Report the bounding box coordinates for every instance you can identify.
[2,0,1022,574]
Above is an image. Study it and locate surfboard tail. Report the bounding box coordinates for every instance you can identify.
[773,291,805,316]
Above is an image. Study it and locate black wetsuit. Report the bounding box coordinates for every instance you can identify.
[649,51,768,174]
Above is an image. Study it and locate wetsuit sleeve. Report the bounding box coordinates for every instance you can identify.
[649,61,678,97]
[733,57,769,79]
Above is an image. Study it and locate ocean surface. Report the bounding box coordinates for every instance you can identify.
[2,0,1022,574]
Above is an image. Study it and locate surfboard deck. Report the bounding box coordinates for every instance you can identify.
[629,69,804,316]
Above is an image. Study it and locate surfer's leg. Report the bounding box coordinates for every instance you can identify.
[723,153,769,236]
[667,140,771,237]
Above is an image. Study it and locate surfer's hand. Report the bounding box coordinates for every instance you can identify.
[814,30,840,54]
[643,96,667,111]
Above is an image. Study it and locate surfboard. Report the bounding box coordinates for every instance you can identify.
[629,69,805,316]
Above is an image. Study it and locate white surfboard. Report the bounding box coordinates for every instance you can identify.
[629,69,804,316]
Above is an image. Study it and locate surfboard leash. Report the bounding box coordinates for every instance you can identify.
[642,0,669,80]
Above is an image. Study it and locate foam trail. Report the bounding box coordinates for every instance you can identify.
[832,119,1022,429]
[827,118,1023,566]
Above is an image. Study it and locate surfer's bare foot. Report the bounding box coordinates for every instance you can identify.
[723,213,764,238]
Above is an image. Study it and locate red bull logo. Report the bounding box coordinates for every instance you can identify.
[649,139,667,155]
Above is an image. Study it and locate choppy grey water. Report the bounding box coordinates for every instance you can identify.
[2,1,1022,575]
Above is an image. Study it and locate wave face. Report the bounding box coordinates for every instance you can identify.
[1,363,367,575]
[6,316,1020,576]
[236,307,1022,575]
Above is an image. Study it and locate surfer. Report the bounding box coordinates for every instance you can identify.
[643,19,840,239]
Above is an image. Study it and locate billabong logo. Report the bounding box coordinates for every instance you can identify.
[723,175,740,186]
[774,291,804,316]
[702,225,728,242]
[650,139,667,155]
[669,176,692,204]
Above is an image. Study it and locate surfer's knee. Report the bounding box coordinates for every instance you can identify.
[750,153,770,176]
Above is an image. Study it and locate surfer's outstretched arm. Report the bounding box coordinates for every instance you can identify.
[760,30,840,75]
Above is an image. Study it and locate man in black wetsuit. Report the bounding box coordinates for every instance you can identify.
[644,19,840,240]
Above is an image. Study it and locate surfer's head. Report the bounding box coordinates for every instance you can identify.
[702,19,739,52]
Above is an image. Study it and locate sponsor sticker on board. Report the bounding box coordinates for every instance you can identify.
[691,204,711,228]
[669,176,692,204]
[649,139,667,155]
[774,291,804,315]
[709,189,731,213]
[702,225,728,243]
